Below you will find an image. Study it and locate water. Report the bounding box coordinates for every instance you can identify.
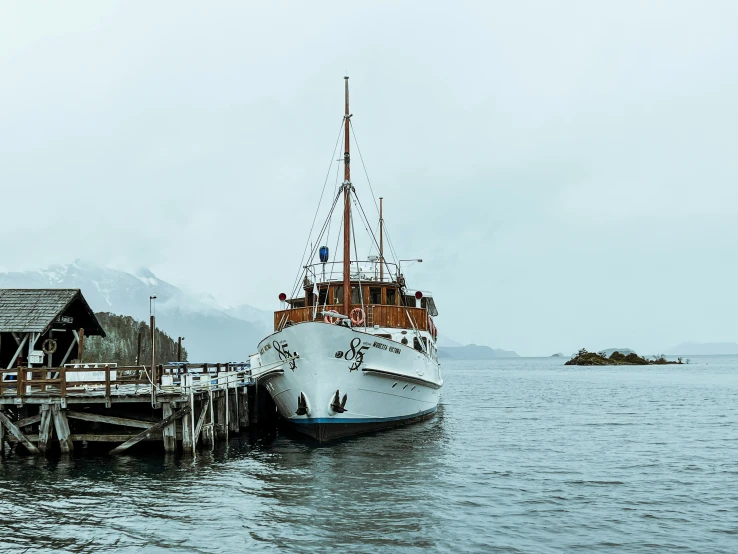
[1,356,737,553]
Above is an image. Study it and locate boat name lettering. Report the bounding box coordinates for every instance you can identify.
[372,341,401,355]
[345,337,370,372]
[259,343,272,355]
[273,340,297,371]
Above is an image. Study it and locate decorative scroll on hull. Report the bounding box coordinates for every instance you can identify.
[254,322,442,443]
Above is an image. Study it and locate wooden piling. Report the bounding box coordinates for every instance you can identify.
[109,406,190,455]
[215,391,227,441]
[51,405,74,453]
[0,407,6,456]
[229,389,239,433]
[162,402,177,453]
[194,397,210,449]
[238,389,249,429]
[0,410,40,454]
[38,405,52,454]
[181,402,193,456]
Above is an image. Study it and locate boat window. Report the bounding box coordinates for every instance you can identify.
[333,286,343,304]
[291,299,305,308]
[404,295,417,308]
[386,288,396,306]
[369,287,382,304]
[413,337,423,352]
[318,288,328,306]
[351,286,362,303]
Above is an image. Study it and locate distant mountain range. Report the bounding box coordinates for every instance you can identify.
[0,260,518,362]
[665,342,738,355]
[439,344,519,359]
[0,260,269,362]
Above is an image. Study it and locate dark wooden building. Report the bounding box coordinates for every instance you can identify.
[0,289,105,371]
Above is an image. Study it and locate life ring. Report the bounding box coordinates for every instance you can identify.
[324,314,341,325]
[350,308,365,326]
[42,338,58,354]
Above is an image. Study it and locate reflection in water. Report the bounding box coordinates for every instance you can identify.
[2,358,738,553]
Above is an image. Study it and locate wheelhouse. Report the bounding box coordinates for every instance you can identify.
[273,260,439,349]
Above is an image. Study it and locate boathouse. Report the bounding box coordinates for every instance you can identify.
[0,289,105,370]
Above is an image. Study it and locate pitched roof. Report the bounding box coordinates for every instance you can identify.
[0,289,105,336]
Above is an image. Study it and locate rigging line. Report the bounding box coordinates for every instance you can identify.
[352,194,402,287]
[349,120,381,215]
[353,194,394,272]
[350,119,401,267]
[326,147,343,247]
[289,188,343,299]
[288,118,345,295]
[383,220,400,267]
[350,194,376,256]
[290,189,343,299]
[350,214,366,329]
[331,209,344,291]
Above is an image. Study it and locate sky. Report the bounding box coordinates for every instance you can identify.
[1,1,737,356]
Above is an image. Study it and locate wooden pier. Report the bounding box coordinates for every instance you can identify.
[0,362,271,457]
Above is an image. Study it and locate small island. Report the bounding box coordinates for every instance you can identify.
[565,348,684,366]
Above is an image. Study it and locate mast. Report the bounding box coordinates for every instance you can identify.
[342,76,352,316]
[379,197,384,281]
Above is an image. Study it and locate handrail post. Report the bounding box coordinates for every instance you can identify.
[16,367,24,398]
[105,366,111,400]
[59,367,66,398]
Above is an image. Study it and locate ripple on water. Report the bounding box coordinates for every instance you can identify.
[2,357,738,553]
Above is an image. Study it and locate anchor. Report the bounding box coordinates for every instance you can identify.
[330,390,348,413]
[295,392,309,416]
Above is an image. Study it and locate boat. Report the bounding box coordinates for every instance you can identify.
[250,77,443,442]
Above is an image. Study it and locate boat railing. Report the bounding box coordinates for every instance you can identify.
[274,303,428,332]
[303,261,400,285]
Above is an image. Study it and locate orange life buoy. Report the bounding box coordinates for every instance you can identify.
[324,314,341,325]
[350,307,365,326]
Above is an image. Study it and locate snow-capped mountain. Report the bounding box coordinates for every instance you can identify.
[0,260,271,361]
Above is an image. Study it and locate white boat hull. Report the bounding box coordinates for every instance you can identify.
[255,321,442,442]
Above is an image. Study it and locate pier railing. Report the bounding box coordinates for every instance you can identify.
[0,362,253,402]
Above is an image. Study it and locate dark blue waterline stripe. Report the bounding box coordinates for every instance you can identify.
[289,406,437,425]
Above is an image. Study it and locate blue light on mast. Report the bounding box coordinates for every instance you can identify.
[319,246,329,263]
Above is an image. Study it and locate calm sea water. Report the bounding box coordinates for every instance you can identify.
[1,356,737,553]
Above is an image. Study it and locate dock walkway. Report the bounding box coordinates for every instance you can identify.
[0,362,270,457]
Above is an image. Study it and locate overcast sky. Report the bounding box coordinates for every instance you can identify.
[1,1,737,355]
